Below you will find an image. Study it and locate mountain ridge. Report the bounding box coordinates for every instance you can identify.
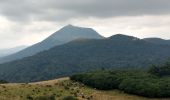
[0,25,104,64]
[0,46,27,58]
[143,37,170,45]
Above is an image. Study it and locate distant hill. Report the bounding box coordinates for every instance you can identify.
[0,25,103,64]
[0,34,170,82]
[0,46,27,58]
[143,38,170,45]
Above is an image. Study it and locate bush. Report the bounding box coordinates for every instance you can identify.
[62,96,78,100]
[26,95,33,100]
[34,95,55,100]
[0,80,8,84]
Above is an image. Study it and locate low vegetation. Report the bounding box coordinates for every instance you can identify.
[0,77,168,100]
[0,80,8,84]
[70,63,170,98]
[149,62,170,77]
[0,62,169,99]
[62,96,78,100]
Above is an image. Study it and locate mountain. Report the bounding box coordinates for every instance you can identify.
[0,34,170,82]
[0,25,103,64]
[0,46,27,58]
[143,38,170,45]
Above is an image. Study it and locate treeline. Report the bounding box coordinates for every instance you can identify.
[70,63,170,98]
[0,80,8,84]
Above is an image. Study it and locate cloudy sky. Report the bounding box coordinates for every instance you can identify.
[0,0,170,49]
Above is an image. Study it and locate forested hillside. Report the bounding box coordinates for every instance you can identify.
[0,25,103,64]
[0,34,170,82]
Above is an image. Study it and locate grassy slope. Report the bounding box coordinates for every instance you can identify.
[0,78,169,100]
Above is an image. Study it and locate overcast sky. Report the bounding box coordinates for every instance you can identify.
[0,0,170,49]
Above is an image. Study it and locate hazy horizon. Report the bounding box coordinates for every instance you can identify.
[0,29,169,50]
[1,24,170,50]
[0,0,170,49]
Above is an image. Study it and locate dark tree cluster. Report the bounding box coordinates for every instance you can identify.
[0,80,8,84]
[70,67,170,98]
[148,62,170,77]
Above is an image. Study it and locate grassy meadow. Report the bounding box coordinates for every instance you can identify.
[0,78,169,100]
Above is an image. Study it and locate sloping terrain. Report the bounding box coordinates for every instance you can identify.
[0,46,27,58]
[0,25,103,64]
[0,34,170,82]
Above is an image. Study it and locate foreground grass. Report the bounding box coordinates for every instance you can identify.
[0,78,169,100]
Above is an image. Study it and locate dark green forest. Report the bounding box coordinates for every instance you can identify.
[70,63,170,98]
[1,35,170,82]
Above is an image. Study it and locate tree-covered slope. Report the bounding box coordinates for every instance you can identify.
[0,34,170,82]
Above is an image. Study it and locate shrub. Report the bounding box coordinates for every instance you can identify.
[0,80,8,84]
[34,95,55,100]
[26,95,33,100]
[62,96,78,100]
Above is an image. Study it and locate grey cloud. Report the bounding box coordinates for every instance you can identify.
[0,0,170,22]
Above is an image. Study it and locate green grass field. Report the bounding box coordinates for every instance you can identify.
[0,78,169,100]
